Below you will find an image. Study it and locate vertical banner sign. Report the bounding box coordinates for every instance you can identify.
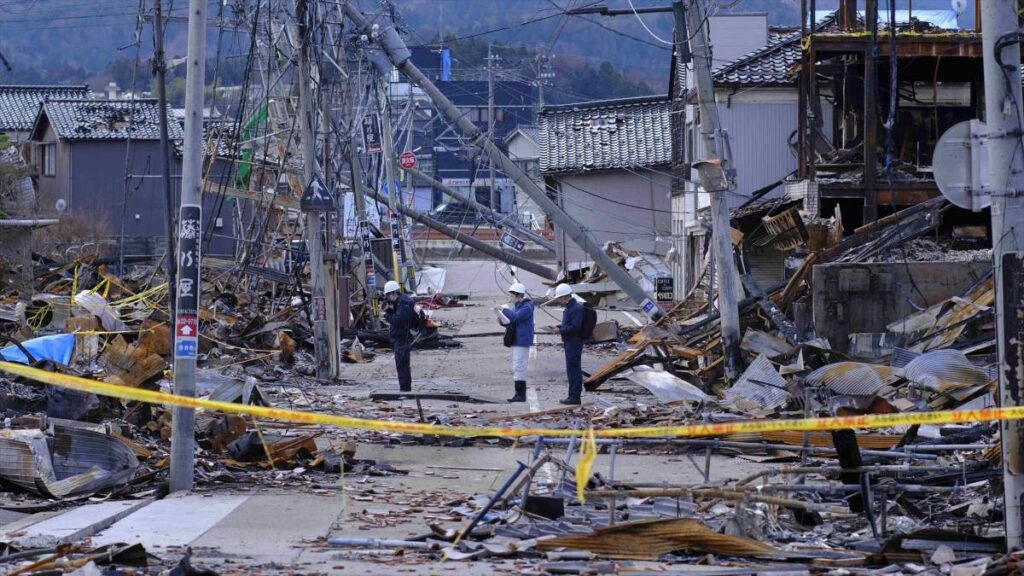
[362,115,382,154]
[175,204,202,360]
[656,276,674,302]
[1002,253,1024,406]
[389,211,405,284]
[359,220,376,293]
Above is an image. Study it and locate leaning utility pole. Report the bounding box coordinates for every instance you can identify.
[681,0,743,379]
[487,44,498,211]
[296,0,331,380]
[980,0,1024,549]
[377,76,415,291]
[169,0,207,493]
[343,4,663,320]
[152,0,177,330]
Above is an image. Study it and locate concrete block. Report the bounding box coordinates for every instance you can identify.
[1,500,149,544]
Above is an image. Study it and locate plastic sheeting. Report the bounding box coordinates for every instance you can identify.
[0,333,75,365]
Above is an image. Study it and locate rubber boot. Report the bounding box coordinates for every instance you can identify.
[507,381,526,403]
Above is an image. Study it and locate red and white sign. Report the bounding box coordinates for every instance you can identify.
[398,151,417,170]
[176,315,198,338]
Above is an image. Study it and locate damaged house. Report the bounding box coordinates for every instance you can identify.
[539,95,673,270]
[0,85,90,144]
[26,98,236,258]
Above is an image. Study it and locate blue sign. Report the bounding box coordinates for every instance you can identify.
[176,339,197,358]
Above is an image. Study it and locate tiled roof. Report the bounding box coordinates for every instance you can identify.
[539,96,672,174]
[504,124,538,145]
[711,29,801,87]
[37,99,183,141]
[0,85,89,131]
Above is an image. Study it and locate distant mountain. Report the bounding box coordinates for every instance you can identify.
[0,0,968,101]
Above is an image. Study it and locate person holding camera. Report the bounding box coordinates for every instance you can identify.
[498,282,535,403]
[382,280,417,392]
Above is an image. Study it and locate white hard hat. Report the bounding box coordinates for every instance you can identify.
[508,282,526,295]
[554,284,573,298]
[383,280,400,294]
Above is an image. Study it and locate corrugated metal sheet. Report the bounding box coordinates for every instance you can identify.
[904,349,994,393]
[804,362,901,396]
[891,348,921,369]
[535,518,783,560]
[0,424,138,498]
[725,354,789,413]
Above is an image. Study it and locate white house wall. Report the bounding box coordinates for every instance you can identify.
[556,170,672,267]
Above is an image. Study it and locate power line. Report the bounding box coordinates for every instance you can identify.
[626,0,674,45]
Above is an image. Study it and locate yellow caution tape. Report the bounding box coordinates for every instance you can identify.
[0,360,1016,440]
[576,428,597,503]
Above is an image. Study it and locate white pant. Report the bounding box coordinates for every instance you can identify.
[511,346,530,381]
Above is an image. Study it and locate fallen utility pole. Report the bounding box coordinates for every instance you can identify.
[361,181,557,280]
[681,0,744,379]
[406,166,555,252]
[343,4,663,319]
[169,0,206,493]
[296,0,331,380]
[980,0,1024,549]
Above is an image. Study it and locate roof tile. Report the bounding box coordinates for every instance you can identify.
[539,96,671,174]
[0,85,90,132]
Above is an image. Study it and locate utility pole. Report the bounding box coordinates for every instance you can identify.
[296,0,331,380]
[378,76,415,291]
[980,0,1024,549]
[681,0,743,379]
[862,0,879,223]
[487,44,498,212]
[345,54,378,330]
[343,4,664,320]
[152,0,177,334]
[169,0,206,493]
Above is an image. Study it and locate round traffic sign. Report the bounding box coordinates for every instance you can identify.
[398,151,417,170]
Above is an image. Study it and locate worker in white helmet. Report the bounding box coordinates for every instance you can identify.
[499,282,534,403]
[382,280,416,392]
[553,283,584,405]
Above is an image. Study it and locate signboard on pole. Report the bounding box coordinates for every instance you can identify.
[656,276,674,302]
[398,151,417,170]
[499,231,526,253]
[175,204,202,359]
[362,115,382,154]
[300,174,336,212]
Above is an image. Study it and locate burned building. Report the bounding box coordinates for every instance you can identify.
[792,3,984,228]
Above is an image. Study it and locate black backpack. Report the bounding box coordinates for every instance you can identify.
[581,305,597,341]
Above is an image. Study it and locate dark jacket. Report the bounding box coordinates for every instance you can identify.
[384,294,417,343]
[501,298,535,347]
[559,298,584,342]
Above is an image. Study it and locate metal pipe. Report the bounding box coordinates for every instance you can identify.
[459,461,527,539]
[328,537,436,550]
[586,487,850,513]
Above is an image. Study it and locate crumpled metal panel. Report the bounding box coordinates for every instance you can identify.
[891,348,921,369]
[725,354,789,413]
[804,362,900,397]
[627,367,710,404]
[0,424,139,498]
[904,349,994,393]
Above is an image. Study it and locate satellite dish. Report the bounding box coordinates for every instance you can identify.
[933,119,991,211]
[55,199,67,214]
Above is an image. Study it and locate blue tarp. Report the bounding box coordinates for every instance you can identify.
[0,333,75,365]
[814,10,960,30]
[441,48,452,82]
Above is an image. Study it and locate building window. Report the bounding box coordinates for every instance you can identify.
[42,143,55,177]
